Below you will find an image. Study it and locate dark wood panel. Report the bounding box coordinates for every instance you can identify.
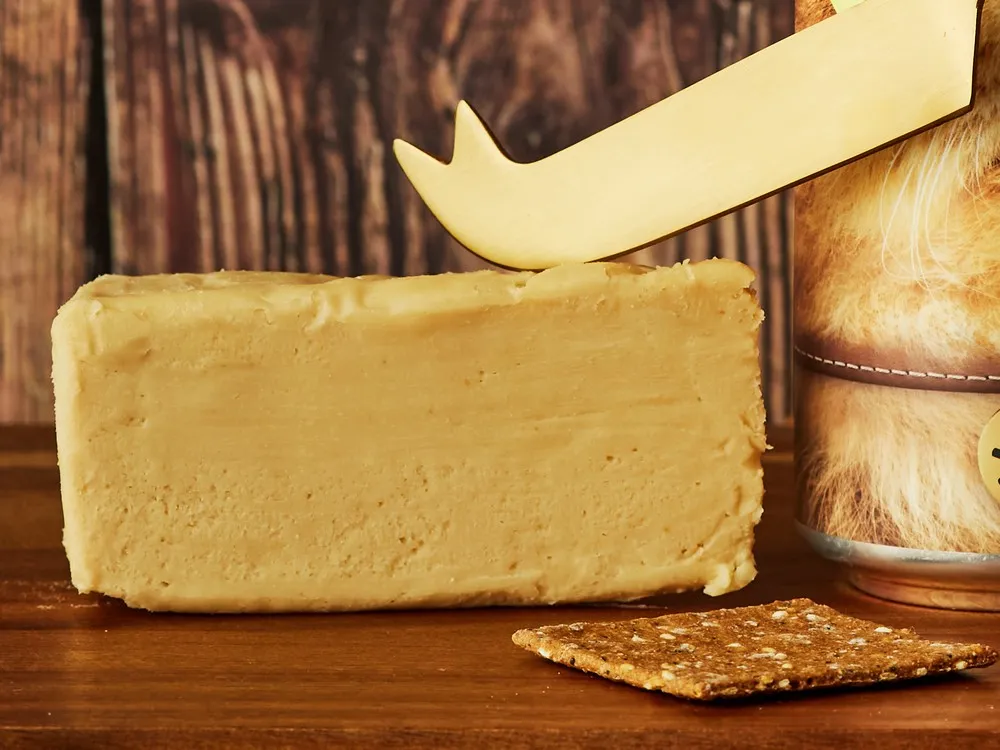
[102,0,795,422]
[0,0,797,424]
[2,426,999,748]
[0,1,92,423]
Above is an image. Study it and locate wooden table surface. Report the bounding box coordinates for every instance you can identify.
[1,426,998,748]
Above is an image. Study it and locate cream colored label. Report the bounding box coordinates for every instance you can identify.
[977,410,1000,503]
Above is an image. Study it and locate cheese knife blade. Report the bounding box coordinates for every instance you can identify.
[393,0,983,271]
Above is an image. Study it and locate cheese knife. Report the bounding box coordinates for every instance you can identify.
[392,0,983,271]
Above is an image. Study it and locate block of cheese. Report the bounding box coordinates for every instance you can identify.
[51,259,766,612]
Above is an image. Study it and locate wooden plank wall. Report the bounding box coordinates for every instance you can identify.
[0,0,796,425]
[0,0,92,424]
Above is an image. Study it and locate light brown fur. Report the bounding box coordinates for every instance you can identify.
[795,0,1000,553]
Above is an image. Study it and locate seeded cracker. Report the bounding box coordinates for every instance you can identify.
[511,598,997,701]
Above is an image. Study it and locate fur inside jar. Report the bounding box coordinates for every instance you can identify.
[793,0,1000,606]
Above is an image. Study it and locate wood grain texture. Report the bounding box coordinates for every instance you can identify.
[0,0,796,424]
[2,426,999,748]
[0,1,91,423]
[101,0,795,422]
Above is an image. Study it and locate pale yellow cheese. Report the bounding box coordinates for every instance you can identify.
[51,260,766,612]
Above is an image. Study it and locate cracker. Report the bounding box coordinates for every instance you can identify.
[512,598,997,701]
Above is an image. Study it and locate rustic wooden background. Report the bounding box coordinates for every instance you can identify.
[0,0,795,425]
